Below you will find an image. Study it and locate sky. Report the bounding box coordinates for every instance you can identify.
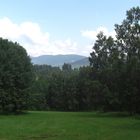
[0,0,139,57]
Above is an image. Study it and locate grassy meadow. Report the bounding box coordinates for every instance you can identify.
[0,111,139,140]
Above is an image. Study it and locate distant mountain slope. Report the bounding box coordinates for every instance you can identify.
[31,54,87,66]
[71,57,90,68]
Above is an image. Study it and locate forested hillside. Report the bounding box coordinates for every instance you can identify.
[31,54,87,66]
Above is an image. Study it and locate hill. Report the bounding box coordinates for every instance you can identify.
[31,54,88,67]
[71,57,90,68]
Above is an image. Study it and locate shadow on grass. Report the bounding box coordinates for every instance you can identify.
[77,111,134,118]
[20,133,59,140]
[117,122,140,130]
[0,111,29,116]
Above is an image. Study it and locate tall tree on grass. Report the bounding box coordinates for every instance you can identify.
[115,6,140,114]
[0,38,33,113]
[89,32,118,111]
[89,6,140,113]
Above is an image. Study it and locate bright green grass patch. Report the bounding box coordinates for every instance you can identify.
[0,111,139,140]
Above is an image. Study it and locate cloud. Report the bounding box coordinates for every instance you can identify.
[0,17,115,57]
[0,17,50,56]
[80,27,116,56]
[52,39,78,54]
[81,26,116,40]
[0,17,79,57]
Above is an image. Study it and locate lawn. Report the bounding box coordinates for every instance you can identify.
[0,111,139,140]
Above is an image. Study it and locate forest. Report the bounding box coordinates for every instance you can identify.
[28,6,140,114]
[0,6,140,115]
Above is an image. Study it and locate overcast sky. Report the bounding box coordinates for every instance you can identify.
[0,0,139,56]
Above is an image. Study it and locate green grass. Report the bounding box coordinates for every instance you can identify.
[0,111,139,140]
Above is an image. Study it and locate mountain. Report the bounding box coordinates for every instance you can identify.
[31,54,87,67]
[71,57,90,68]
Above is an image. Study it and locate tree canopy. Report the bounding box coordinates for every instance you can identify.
[0,38,33,113]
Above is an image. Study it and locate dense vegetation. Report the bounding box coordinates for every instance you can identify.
[0,111,140,140]
[0,7,139,115]
[28,7,140,114]
[0,39,33,113]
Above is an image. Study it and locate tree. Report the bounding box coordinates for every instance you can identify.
[62,63,72,71]
[115,6,140,114]
[89,6,140,114]
[0,38,33,113]
[115,6,140,61]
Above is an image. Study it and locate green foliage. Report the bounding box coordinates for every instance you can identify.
[28,6,140,114]
[62,63,72,71]
[89,6,140,114]
[0,38,33,113]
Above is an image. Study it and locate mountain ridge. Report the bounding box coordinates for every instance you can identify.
[31,54,89,68]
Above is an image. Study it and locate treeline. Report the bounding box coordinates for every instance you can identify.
[28,7,140,114]
[29,64,95,111]
[0,6,139,114]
